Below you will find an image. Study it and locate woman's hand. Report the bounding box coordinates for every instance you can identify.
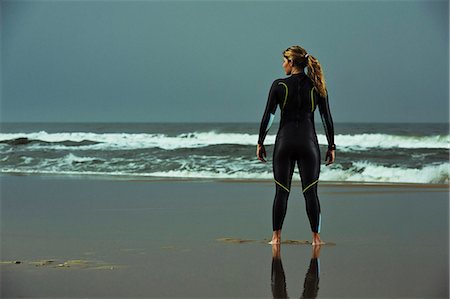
[325,149,335,166]
[256,144,267,163]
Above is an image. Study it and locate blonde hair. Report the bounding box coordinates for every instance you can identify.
[283,45,327,98]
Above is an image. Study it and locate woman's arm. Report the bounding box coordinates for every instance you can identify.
[258,80,280,145]
[317,89,335,165]
[256,80,280,162]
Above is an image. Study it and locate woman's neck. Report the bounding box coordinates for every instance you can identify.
[291,68,304,75]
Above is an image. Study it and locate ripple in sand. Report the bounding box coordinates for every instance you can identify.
[56,259,91,269]
[261,238,310,245]
[216,237,259,244]
[119,248,146,255]
[271,239,336,246]
[161,246,192,252]
[1,258,123,270]
[55,259,124,270]
[0,260,23,265]
[29,259,56,266]
[161,246,176,250]
[217,238,336,245]
[282,239,311,245]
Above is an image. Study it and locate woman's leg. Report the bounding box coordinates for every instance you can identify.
[270,140,296,244]
[297,141,324,245]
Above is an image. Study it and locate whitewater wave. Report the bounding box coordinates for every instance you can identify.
[334,133,449,150]
[1,157,448,184]
[319,161,449,184]
[0,131,448,150]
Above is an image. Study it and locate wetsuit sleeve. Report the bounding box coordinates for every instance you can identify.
[258,80,280,145]
[317,89,336,150]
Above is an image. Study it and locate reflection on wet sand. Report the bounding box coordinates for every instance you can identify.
[271,245,321,299]
[271,245,288,298]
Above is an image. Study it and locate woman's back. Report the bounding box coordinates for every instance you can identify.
[272,73,316,130]
[258,72,334,148]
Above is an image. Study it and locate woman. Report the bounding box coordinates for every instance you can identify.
[256,45,336,246]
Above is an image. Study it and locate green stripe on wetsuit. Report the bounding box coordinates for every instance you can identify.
[274,179,290,192]
[274,178,318,193]
[278,82,288,109]
[303,179,318,193]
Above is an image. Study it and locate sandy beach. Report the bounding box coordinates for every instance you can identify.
[1,175,448,298]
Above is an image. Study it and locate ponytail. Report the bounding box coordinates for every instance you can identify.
[306,54,327,98]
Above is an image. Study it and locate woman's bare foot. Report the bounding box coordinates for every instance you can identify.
[312,232,325,246]
[271,243,281,258]
[269,229,281,244]
[312,244,321,259]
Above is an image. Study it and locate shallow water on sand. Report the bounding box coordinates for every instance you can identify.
[1,175,448,298]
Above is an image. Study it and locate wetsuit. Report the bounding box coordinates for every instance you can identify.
[258,73,335,232]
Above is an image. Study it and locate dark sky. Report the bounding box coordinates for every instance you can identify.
[1,0,449,123]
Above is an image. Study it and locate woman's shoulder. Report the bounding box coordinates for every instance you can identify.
[268,78,284,91]
[270,77,289,88]
[271,77,285,84]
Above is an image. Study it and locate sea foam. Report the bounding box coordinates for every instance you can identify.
[1,131,448,150]
[1,160,448,184]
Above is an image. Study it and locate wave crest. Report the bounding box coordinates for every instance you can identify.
[0,131,448,150]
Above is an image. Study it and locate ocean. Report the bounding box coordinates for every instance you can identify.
[0,122,448,184]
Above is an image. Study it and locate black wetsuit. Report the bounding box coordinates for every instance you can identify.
[258,73,335,232]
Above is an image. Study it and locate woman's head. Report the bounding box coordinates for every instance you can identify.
[282,45,308,72]
[282,45,327,98]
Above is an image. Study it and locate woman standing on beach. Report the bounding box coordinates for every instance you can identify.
[256,45,336,246]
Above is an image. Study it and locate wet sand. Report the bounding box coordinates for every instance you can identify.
[1,175,448,298]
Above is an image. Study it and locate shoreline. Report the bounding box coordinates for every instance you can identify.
[1,172,448,189]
